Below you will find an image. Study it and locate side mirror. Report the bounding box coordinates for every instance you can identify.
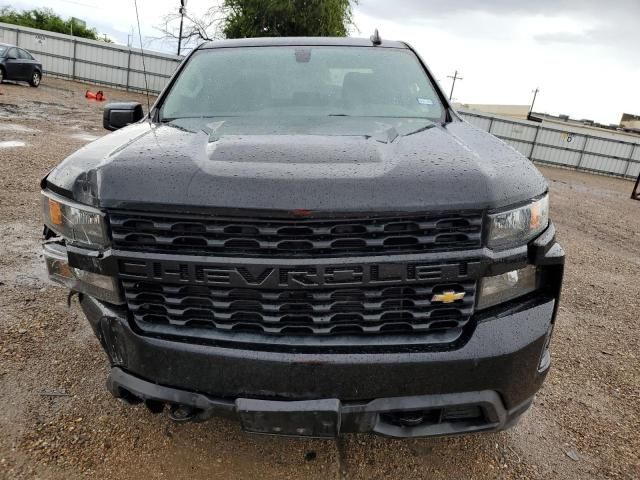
[103,102,144,131]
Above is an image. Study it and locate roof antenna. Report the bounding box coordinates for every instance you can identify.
[133,0,151,122]
[370,28,382,46]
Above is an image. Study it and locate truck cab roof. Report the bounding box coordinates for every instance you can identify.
[199,36,409,50]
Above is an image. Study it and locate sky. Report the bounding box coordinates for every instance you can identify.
[5,0,639,124]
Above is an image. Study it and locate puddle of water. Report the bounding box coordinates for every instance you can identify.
[71,133,101,142]
[0,124,38,133]
[0,101,79,120]
[0,140,26,148]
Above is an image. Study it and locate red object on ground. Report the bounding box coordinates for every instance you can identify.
[85,90,105,101]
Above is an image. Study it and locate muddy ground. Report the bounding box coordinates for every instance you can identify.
[0,77,638,479]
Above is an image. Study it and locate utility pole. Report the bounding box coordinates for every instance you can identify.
[447,70,463,101]
[528,87,540,120]
[177,0,187,56]
[127,26,134,48]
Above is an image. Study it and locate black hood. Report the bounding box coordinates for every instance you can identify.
[45,116,547,213]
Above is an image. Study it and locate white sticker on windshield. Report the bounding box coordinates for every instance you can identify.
[417,97,433,105]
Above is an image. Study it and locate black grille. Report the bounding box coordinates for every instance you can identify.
[109,211,483,257]
[122,279,476,338]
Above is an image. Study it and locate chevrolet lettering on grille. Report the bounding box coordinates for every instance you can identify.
[118,259,482,289]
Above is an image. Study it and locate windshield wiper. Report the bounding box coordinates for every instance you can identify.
[328,115,439,120]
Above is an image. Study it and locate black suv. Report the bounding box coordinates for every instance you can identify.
[41,37,564,438]
[0,43,42,87]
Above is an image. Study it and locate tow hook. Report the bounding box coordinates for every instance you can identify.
[396,411,427,427]
[169,404,197,422]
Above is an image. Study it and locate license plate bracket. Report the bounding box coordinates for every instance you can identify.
[236,398,341,438]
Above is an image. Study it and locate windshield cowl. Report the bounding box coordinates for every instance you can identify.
[163,115,436,142]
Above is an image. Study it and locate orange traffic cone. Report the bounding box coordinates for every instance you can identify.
[85,90,105,101]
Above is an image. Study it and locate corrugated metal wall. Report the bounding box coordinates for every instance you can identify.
[0,22,182,94]
[459,110,640,180]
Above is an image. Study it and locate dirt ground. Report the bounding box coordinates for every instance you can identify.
[0,77,638,480]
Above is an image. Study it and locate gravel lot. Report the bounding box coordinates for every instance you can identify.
[0,77,638,480]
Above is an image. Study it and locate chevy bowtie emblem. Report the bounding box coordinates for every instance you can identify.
[432,291,465,303]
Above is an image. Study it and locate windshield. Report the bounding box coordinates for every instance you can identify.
[0,46,7,57]
[160,46,444,122]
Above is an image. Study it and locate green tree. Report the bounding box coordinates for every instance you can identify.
[222,0,356,39]
[0,6,110,42]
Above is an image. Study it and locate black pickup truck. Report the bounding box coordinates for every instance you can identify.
[41,36,564,438]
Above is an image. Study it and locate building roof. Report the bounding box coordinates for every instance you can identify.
[455,103,531,119]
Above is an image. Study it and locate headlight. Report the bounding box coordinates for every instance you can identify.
[487,195,549,249]
[43,243,123,304]
[477,265,538,310]
[42,191,109,247]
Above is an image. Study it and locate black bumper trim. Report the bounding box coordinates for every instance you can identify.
[107,367,533,439]
[82,294,554,408]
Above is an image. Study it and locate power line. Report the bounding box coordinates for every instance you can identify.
[133,0,151,117]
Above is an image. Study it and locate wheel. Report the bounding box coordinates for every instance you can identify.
[0,67,4,83]
[30,71,41,87]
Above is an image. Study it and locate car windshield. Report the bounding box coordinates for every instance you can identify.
[0,46,7,57]
[160,46,444,122]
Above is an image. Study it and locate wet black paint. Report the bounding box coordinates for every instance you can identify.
[45,115,546,214]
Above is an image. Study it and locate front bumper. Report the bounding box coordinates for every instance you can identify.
[83,290,556,438]
[107,366,534,438]
[66,222,563,438]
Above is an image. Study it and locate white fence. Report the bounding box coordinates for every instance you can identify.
[0,22,182,94]
[459,110,640,180]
